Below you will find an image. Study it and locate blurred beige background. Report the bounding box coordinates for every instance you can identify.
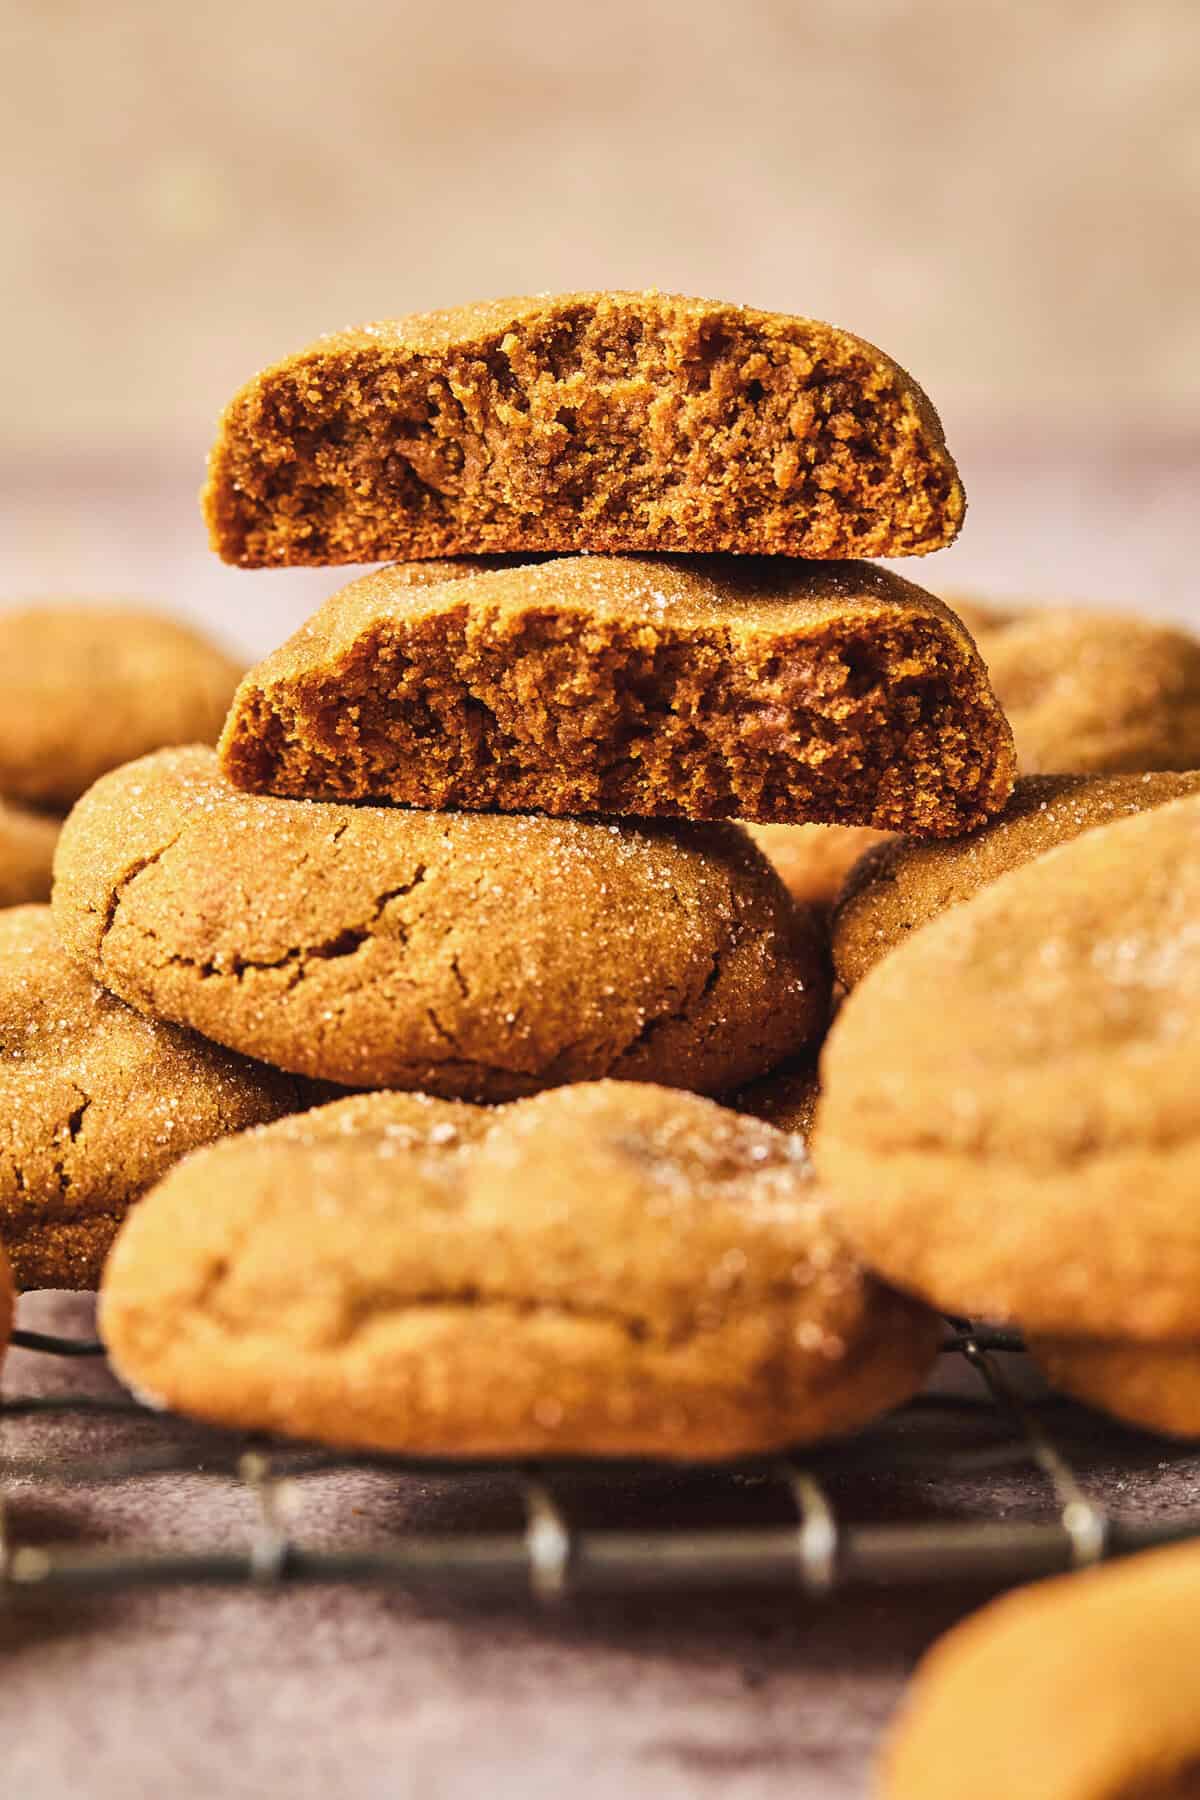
[2,0,1198,652]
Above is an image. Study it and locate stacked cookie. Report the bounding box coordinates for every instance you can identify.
[54,295,1016,1109]
[51,290,1017,1459]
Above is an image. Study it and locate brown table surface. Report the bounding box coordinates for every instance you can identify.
[2,446,1199,1796]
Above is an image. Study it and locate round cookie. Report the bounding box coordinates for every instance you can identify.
[943,596,1200,775]
[0,604,241,809]
[744,822,892,912]
[833,771,1200,987]
[815,795,1200,1339]
[100,1081,940,1459]
[882,1541,1200,1799]
[0,799,60,906]
[1029,1337,1200,1440]
[52,746,829,1098]
[0,905,302,1290]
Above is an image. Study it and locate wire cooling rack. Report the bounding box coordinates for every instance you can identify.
[1,1320,1198,1605]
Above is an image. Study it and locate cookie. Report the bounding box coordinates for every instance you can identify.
[101,1081,939,1459]
[0,604,241,809]
[204,291,964,567]
[732,1057,821,1139]
[217,556,1014,834]
[946,596,1200,775]
[52,746,829,1097]
[815,795,1200,1338]
[833,771,1200,987]
[0,800,60,906]
[0,906,302,1290]
[1029,1337,1200,1440]
[882,1541,1200,1798]
[743,823,893,910]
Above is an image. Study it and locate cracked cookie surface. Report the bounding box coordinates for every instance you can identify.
[833,771,1200,988]
[100,1081,939,1458]
[0,906,302,1290]
[52,746,829,1097]
[203,290,964,567]
[882,1541,1200,1800]
[815,794,1200,1339]
[0,605,242,810]
[217,555,1014,834]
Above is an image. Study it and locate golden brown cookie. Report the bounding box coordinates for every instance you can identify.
[52,746,829,1097]
[945,596,1200,775]
[744,822,893,910]
[0,905,302,1291]
[833,771,1200,987]
[731,1057,822,1139]
[0,799,60,906]
[217,556,1014,835]
[203,291,964,567]
[101,1081,939,1458]
[815,795,1200,1339]
[882,1541,1200,1799]
[0,604,242,809]
[1029,1337,1200,1440]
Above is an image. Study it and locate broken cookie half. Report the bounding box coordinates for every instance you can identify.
[203,291,965,566]
[218,555,1014,835]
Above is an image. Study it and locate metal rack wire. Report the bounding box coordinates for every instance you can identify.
[2,1322,1198,1605]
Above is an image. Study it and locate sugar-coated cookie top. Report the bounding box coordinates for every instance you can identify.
[818,792,1200,1339]
[101,1080,940,1458]
[0,904,298,1289]
[834,769,1200,987]
[53,747,828,1096]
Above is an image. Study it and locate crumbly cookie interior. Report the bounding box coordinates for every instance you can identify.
[206,295,963,564]
[221,584,1011,834]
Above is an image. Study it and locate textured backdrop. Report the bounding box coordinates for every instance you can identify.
[3,0,1199,455]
